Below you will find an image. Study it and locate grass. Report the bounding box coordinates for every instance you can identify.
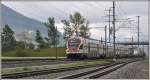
[60,59,113,68]
[2,67,32,75]
[2,48,66,57]
[31,48,66,57]
[144,58,149,64]
[2,59,113,75]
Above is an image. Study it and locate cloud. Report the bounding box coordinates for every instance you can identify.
[2,1,148,42]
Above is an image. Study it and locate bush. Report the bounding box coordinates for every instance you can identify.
[23,67,30,71]
[15,46,31,57]
[2,47,66,57]
[28,43,35,49]
[16,41,26,49]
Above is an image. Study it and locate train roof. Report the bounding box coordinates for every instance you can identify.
[68,36,131,47]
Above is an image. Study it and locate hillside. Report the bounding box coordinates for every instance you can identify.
[1,4,65,46]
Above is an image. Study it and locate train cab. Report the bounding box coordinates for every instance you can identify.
[66,37,84,59]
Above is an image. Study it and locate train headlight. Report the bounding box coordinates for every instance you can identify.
[77,49,80,52]
[66,49,69,52]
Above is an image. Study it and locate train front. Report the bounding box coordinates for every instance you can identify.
[66,37,82,59]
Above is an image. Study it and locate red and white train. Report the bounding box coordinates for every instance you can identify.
[66,36,144,59]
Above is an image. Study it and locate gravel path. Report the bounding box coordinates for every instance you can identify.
[99,60,149,79]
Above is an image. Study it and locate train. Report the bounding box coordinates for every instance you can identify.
[66,36,145,59]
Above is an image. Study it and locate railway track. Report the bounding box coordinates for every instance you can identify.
[58,60,138,79]
[59,63,126,79]
[2,62,111,79]
[2,58,67,64]
[2,59,79,68]
[2,58,112,68]
[2,58,141,79]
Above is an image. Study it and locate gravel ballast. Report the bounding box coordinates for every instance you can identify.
[99,60,149,79]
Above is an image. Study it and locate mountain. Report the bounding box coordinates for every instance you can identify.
[1,4,47,36]
[1,4,65,47]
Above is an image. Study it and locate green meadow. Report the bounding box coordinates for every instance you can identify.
[2,48,66,57]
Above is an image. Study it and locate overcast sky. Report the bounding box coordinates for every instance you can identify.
[2,1,148,42]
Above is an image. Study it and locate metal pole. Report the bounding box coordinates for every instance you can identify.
[132,36,134,56]
[142,45,145,58]
[108,9,111,42]
[148,45,149,59]
[137,16,140,48]
[56,26,58,60]
[105,25,107,57]
[113,0,116,60]
[101,37,104,56]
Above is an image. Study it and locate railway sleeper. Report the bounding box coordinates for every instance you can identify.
[59,59,140,79]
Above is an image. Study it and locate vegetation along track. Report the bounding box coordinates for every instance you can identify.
[2,59,141,79]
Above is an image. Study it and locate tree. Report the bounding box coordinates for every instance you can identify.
[1,24,16,52]
[15,46,30,57]
[17,31,33,48]
[35,30,46,48]
[44,17,59,47]
[70,12,85,36]
[61,20,73,39]
[79,21,91,38]
[62,12,90,38]
[16,41,26,49]
[28,43,35,49]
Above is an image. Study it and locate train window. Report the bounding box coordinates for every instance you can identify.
[68,44,78,48]
[79,44,83,49]
[68,38,81,48]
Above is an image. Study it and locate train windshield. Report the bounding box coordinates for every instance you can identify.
[68,38,81,48]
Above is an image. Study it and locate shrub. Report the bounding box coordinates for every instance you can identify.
[15,46,31,57]
[28,43,35,49]
[23,67,31,71]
